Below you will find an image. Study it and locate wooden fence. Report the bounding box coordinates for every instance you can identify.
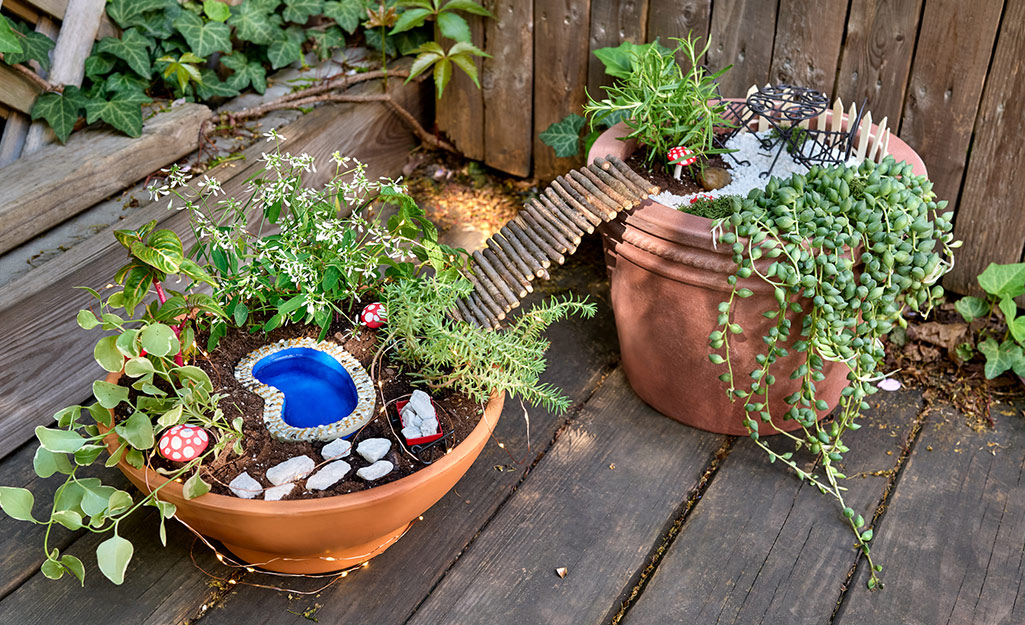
[437,0,1024,295]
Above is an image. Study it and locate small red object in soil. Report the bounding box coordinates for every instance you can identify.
[396,399,443,446]
[690,193,714,203]
[360,302,387,328]
[158,424,209,462]
[667,146,696,166]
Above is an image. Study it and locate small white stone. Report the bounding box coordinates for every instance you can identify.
[402,404,423,428]
[306,461,352,490]
[407,390,436,421]
[265,455,315,486]
[263,483,294,501]
[401,426,422,441]
[419,417,439,437]
[228,472,262,499]
[356,460,394,481]
[357,438,391,463]
[322,438,352,461]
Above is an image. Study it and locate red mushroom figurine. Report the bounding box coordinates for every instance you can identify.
[667,146,696,180]
[690,193,714,204]
[158,425,209,462]
[360,302,387,329]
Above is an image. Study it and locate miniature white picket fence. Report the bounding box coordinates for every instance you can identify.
[743,84,892,165]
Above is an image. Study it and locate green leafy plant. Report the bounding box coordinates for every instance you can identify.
[953,263,1025,378]
[393,0,491,98]
[0,224,238,586]
[707,156,957,588]
[677,193,740,219]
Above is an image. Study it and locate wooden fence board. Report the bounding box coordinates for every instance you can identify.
[769,0,849,93]
[0,102,211,255]
[533,0,592,181]
[0,63,41,114]
[646,0,711,68]
[706,0,778,97]
[838,401,1025,624]
[621,390,924,625]
[437,14,485,162]
[835,0,923,124]
[586,0,648,97]
[482,0,533,177]
[897,0,1003,208]
[7,0,117,38]
[0,80,425,460]
[945,0,1025,295]
[406,368,725,625]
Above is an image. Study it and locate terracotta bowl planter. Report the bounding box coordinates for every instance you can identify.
[587,108,926,436]
[102,371,504,573]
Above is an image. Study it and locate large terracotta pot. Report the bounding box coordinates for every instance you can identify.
[588,110,926,436]
[103,371,504,573]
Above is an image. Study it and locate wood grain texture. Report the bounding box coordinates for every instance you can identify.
[482,0,533,177]
[838,401,1025,624]
[0,102,211,255]
[0,63,41,114]
[835,0,922,123]
[180,239,624,625]
[587,0,648,97]
[533,0,592,181]
[646,0,711,68]
[0,79,425,459]
[944,0,1025,295]
[706,0,778,97]
[769,0,849,93]
[622,390,924,625]
[11,0,117,37]
[898,0,1003,209]
[437,14,485,161]
[407,367,725,625]
[0,111,30,167]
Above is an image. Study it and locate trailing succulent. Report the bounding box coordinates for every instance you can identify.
[708,156,957,588]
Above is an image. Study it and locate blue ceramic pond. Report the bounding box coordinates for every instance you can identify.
[252,347,360,430]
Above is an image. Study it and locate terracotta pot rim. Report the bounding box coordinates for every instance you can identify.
[102,370,503,514]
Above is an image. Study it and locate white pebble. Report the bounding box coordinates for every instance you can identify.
[265,455,315,486]
[357,460,394,481]
[407,390,436,421]
[401,426,423,441]
[306,460,351,491]
[321,438,352,461]
[263,483,294,501]
[228,472,262,499]
[357,438,391,463]
[419,417,439,437]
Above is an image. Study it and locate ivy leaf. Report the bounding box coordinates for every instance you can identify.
[106,0,172,29]
[85,91,152,137]
[307,26,345,61]
[222,52,267,94]
[228,2,281,45]
[4,21,55,71]
[978,263,1025,300]
[96,534,134,585]
[283,0,323,24]
[593,40,672,80]
[157,52,204,95]
[30,90,83,144]
[84,52,117,82]
[436,11,471,43]
[0,15,24,55]
[390,7,432,34]
[954,296,990,323]
[364,27,397,56]
[96,29,155,79]
[323,0,365,34]
[203,0,232,22]
[539,114,585,158]
[173,11,232,57]
[195,68,241,99]
[978,338,1025,379]
[133,8,179,40]
[267,25,305,69]
[104,72,150,96]
[442,0,493,16]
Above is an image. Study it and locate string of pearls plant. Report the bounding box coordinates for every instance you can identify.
[708,156,959,589]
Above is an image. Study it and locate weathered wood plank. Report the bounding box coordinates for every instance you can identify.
[482,0,533,177]
[437,14,484,161]
[533,0,591,181]
[7,0,117,38]
[587,0,648,97]
[0,79,425,460]
[0,63,41,114]
[768,0,849,93]
[706,0,778,97]
[646,0,711,68]
[839,399,1025,623]
[193,239,623,625]
[945,0,1025,296]
[407,367,725,625]
[0,102,211,255]
[0,17,58,167]
[835,0,922,124]
[621,389,924,625]
[898,0,1003,210]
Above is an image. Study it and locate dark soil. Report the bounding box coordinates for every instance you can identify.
[625,146,730,199]
[117,316,486,500]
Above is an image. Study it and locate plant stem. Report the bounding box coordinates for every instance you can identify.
[152,278,185,366]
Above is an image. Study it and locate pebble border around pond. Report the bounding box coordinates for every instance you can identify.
[234,337,376,443]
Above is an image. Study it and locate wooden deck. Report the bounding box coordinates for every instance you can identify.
[2,237,1024,624]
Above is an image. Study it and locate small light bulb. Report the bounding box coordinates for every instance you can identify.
[498,442,505,448]
[418,515,424,521]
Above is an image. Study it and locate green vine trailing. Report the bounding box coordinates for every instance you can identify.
[708,156,958,588]
[0,0,489,143]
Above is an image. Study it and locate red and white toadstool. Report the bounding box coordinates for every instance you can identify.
[360,302,387,329]
[158,425,209,462]
[667,146,696,180]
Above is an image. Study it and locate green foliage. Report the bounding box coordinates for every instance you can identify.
[396,0,493,98]
[406,40,489,99]
[707,156,956,588]
[0,15,24,55]
[323,0,365,34]
[3,19,55,70]
[539,114,586,159]
[96,28,156,78]
[677,194,740,219]
[84,90,153,137]
[382,276,596,411]
[222,52,268,94]
[591,39,671,80]
[173,11,232,58]
[952,262,1025,377]
[30,89,84,144]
